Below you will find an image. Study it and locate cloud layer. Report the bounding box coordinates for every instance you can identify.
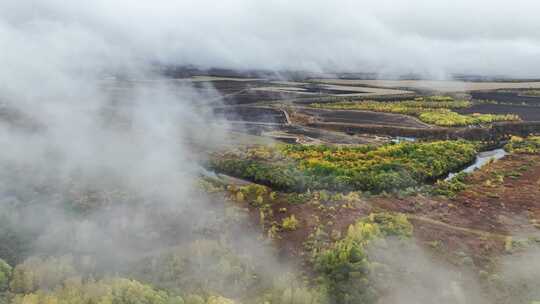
[2,0,539,77]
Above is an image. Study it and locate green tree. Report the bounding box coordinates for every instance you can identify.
[0,258,11,292]
[9,256,76,293]
[111,278,169,304]
[184,295,205,304]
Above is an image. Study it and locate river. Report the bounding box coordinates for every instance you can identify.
[445,148,507,181]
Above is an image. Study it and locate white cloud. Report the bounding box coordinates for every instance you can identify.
[1,0,539,77]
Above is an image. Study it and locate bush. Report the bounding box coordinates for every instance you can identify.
[432,172,468,198]
[505,136,540,154]
[282,215,300,231]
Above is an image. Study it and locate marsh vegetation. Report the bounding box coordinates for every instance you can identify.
[311,96,520,127]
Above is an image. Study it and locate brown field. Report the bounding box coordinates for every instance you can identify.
[294,107,430,128]
[213,106,288,123]
[253,82,412,97]
[471,91,540,105]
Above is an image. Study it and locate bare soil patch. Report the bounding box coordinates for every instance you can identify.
[213,107,288,123]
[296,108,430,128]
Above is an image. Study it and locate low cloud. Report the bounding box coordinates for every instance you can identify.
[2,0,540,78]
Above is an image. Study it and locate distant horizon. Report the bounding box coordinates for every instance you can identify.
[154,65,540,82]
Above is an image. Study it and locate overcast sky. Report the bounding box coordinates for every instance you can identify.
[1,0,540,78]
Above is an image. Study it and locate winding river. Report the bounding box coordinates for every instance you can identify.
[445,148,507,181]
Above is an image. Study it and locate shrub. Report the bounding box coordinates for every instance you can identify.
[282,215,300,231]
[505,136,540,154]
[432,172,468,198]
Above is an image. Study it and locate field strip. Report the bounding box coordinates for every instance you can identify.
[293,105,434,128]
[311,79,540,92]
[407,215,509,240]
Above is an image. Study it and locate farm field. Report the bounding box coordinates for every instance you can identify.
[213,107,288,124]
[293,107,430,128]
[252,83,412,97]
[310,79,540,92]
[456,103,540,121]
[471,91,540,105]
[309,96,520,127]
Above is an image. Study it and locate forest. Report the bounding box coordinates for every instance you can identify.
[209,140,479,192]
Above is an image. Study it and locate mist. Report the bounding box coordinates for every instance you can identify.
[2,0,539,78]
[369,239,489,304]
[0,0,304,300]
